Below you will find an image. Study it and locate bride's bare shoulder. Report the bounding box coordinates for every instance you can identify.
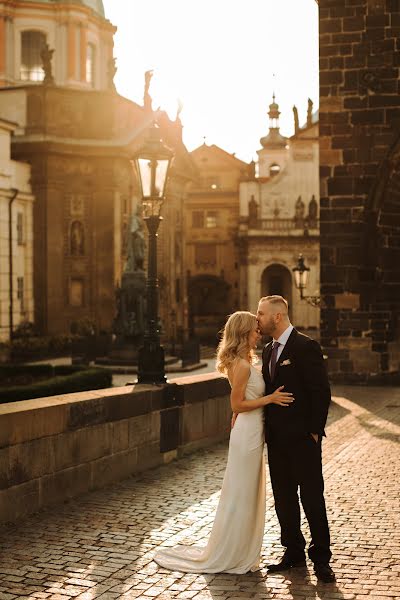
[227,358,250,384]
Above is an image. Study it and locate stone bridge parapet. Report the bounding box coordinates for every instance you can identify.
[0,373,231,526]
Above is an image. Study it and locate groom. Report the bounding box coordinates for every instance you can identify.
[257,295,335,583]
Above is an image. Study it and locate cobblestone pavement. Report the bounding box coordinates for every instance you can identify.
[0,385,399,600]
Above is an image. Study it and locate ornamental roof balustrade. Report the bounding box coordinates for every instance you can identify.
[240,217,320,237]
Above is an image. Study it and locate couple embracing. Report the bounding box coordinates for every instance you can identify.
[155,295,335,583]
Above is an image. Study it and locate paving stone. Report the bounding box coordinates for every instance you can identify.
[0,386,399,599]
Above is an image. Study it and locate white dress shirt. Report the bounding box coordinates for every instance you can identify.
[272,324,294,362]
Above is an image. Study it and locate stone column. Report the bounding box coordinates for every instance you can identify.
[67,21,76,81]
[0,17,5,86]
[80,24,87,83]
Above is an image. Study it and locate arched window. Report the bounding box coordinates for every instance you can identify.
[269,163,281,177]
[86,43,96,87]
[20,31,46,82]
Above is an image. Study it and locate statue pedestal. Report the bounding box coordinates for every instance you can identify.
[105,335,143,365]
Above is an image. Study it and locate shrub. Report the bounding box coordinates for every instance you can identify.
[0,367,113,403]
[0,364,55,387]
[7,334,81,361]
[12,321,38,338]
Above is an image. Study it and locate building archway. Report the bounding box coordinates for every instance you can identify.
[188,274,231,342]
[261,264,293,317]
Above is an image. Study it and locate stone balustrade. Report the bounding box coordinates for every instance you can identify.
[0,373,231,525]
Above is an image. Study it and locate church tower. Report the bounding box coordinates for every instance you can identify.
[257,94,288,178]
[0,0,115,90]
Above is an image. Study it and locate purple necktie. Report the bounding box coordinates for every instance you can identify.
[270,341,280,380]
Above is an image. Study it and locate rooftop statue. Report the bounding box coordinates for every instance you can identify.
[41,43,54,85]
[144,70,153,112]
[107,57,117,91]
[293,105,299,135]
[307,98,314,127]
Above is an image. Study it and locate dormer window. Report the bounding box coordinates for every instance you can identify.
[20,31,46,82]
[269,163,281,177]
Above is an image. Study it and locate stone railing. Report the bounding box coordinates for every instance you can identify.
[253,218,319,231]
[0,373,231,525]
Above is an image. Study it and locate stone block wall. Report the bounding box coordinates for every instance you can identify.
[319,0,400,383]
[0,373,231,526]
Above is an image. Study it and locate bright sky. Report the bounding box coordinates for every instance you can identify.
[102,0,319,162]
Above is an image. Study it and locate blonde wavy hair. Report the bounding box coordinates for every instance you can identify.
[216,311,258,375]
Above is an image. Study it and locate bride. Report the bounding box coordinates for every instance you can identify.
[154,311,293,574]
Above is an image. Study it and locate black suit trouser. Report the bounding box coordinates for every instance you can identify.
[267,431,332,565]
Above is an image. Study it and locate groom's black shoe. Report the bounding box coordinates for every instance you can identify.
[267,555,306,572]
[314,564,336,583]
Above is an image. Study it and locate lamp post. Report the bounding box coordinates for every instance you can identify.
[292,254,321,308]
[134,124,174,383]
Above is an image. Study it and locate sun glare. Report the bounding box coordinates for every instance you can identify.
[103,0,318,161]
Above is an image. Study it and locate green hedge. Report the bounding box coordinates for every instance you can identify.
[0,367,113,404]
[0,364,54,380]
[0,334,83,362]
[0,331,113,363]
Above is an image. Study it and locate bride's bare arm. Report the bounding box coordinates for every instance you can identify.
[228,359,293,414]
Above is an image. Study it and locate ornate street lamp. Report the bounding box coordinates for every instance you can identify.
[292,254,321,307]
[134,124,174,383]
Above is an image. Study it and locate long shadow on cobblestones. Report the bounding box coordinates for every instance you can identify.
[326,398,350,428]
[0,445,229,597]
[332,385,400,443]
[194,567,348,599]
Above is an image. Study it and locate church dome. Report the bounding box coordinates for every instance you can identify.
[22,0,105,17]
[81,0,105,17]
[260,129,287,149]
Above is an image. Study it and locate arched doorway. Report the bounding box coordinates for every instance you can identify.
[188,275,231,342]
[261,264,293,317]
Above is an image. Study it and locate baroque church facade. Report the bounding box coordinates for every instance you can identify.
[239,96,320,331]
[0,0,196,342]
[184,97,320,338]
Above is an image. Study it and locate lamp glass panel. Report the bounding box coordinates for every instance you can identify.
[300,269,309,289]
[138,158,152,197]
[155,159,169,198]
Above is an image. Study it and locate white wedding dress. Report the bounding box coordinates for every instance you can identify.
[154,365,266,574]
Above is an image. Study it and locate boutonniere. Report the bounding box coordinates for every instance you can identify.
[280,359,292,366]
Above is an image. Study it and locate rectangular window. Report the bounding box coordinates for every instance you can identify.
[20,31,46,81]
[17,212,24,245]
[17,277,24,313]
[192,211,204,228]
[86,43,96,87]
[205,211,218,228]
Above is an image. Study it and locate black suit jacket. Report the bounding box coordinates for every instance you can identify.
[262,328,331,440]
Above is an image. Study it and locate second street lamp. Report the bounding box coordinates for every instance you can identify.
[134,124,174,384]
[292,254,321,308]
